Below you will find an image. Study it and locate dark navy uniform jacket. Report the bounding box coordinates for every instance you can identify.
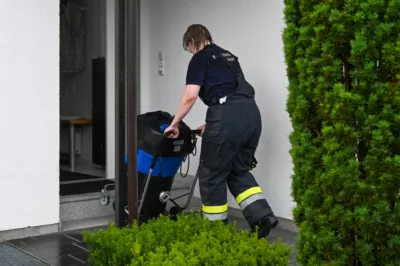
[185,43,241,105]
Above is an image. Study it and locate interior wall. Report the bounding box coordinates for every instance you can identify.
[60,0,106,164]
[0,0,60,231]
[140,0,294,219]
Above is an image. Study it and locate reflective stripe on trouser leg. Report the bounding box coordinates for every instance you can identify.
[236,186,272,226]
[201,204,228,221]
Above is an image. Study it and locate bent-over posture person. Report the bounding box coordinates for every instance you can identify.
[164,24,278,238]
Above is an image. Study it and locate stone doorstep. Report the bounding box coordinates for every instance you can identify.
[59,175,195,223]
[60,194,114,222]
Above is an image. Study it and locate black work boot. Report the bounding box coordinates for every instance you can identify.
[251,215,279,239]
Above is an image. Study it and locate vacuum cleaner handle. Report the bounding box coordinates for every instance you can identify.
[164,131,174,138]
[190,129,202,135]
[164,129,202,138]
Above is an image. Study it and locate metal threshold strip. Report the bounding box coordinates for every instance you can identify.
[60,178,115,185]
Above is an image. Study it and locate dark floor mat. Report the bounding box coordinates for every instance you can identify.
[0,242,49,266]
[60,170,104,182]
[60,170,114,196]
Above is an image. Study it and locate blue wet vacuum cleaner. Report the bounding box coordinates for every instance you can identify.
[100,110,200,222]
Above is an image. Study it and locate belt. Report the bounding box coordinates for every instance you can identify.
[210,95,226,105]
[208,96,254,105]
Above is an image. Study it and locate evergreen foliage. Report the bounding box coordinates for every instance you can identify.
[283,0,400,265]
[83,212,291,266]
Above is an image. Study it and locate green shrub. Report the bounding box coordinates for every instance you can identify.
[83,212,291,266]
[283,0,400,265]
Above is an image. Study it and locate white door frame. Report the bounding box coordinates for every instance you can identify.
[105,0,116,179]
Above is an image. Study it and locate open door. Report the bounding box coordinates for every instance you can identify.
[114,0,140,227]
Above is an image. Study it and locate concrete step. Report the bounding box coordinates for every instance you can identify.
[60,192,114,222]
[59,174,196,222]
[60,216,114,232]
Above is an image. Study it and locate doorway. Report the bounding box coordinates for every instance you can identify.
[59,0,113,197]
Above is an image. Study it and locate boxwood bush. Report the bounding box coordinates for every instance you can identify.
[83,212,291,266]
[283,0,400,265]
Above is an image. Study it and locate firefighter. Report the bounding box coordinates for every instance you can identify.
[164,24,278,238]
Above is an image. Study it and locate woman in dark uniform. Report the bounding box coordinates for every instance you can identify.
[164,24,278,238]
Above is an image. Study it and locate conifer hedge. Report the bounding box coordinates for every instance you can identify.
[83,213,291,265]
[283,0,400,265]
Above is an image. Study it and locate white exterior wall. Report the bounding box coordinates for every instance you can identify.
[140,0,295,219]
[0,0,60,230]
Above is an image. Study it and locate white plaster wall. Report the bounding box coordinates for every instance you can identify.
[0,0,60,230]
[140,0,294,219]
